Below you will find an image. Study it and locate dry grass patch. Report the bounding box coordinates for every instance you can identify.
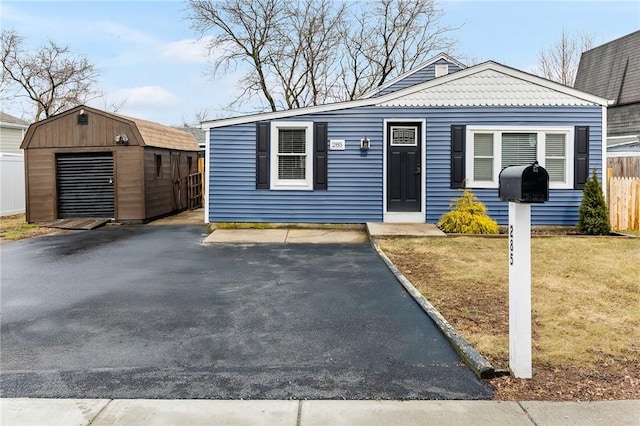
[377,236,640,400]
[0,214,59,242]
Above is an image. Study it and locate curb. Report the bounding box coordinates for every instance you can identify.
[369,236,498,380]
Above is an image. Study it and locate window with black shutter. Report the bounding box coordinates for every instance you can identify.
[451,125,466,188]
[574,126,589,190]
[256,121,329,190]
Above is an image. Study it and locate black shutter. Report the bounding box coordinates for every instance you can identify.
[451,125,466,189]
[574,126,589,190]
[314,122,328,190]
[256,122,270,189]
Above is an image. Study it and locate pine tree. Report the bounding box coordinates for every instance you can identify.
[577,169,611,235]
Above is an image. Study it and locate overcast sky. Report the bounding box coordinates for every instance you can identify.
[2,0,639,126]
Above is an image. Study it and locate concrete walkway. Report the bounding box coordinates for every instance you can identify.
[2,398,638,425]
[203,222,445,244]
[203,228,369,244]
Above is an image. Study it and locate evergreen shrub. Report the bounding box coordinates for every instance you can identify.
[577,169,611,235]
[438,188,500,234]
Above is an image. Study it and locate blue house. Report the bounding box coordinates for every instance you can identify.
[202,54,610,225]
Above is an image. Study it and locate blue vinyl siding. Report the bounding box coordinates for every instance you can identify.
[210,108,386,223]
[209,105,602,225]
[375,59,463,97]
[423,106,603,225]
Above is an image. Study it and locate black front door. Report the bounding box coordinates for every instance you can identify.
[387,122,421,212]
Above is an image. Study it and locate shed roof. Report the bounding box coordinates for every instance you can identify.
[116,113,200,151]
[22,106,199,151]
[574,30,640,106]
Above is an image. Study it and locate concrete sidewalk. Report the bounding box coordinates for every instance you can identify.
[2,398,638,425]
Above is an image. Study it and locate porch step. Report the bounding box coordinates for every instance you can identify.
[366,223,446,237]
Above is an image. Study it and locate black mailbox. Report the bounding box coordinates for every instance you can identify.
[499,162,549,203]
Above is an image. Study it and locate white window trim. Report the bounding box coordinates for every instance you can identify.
[465,126,574,190]
[270,121,314,190]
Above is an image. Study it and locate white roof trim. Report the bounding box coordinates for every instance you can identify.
[359,52,467,99]
[0,121,29,129]
[203,99,375,129]
[202,61,612,129]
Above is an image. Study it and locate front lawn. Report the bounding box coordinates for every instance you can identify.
[377,236,640,401]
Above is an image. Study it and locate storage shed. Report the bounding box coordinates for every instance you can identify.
[21,105,201,223]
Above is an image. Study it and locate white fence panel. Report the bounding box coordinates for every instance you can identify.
[1,153,26,216]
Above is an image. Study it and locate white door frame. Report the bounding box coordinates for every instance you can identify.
[382,118,426,223]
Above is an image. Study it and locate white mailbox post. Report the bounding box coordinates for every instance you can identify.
[499,162,549,379]
[508,202,532,378]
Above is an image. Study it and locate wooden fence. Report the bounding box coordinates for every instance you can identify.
[608,176,640,230]
[607,156,640,178]
[187,172,203,210]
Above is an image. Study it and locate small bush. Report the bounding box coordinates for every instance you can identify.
[577,169,611,235]
[438,189,500,234]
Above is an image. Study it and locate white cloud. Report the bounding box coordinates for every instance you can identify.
[159,37,213,64]
[112,86,178,107]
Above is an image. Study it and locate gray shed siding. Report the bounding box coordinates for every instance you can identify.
[374,59,464,97]
[209,105,602,225]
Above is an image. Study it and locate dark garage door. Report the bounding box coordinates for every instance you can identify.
[56,153,115,218]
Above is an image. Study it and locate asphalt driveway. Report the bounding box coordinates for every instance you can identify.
[0,225,493,400]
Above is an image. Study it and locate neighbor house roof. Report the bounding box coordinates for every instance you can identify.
[574,30,640,106]
[203,61,611,129]
[0,111,30,128]
[174,126,205,149]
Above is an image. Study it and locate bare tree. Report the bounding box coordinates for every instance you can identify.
[1,29,100,121]
[535,30,594,86]
[188,0,287,112]
[272,0,347,108]
[187,0,457,111]
[339,0,457,100]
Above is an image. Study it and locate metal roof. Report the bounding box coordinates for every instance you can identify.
[203,61,611,129]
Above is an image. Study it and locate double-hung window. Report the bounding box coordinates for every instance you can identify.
[466,126,573,189]
[270,121,314,190]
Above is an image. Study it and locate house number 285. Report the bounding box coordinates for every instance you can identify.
[509,225,514,265]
